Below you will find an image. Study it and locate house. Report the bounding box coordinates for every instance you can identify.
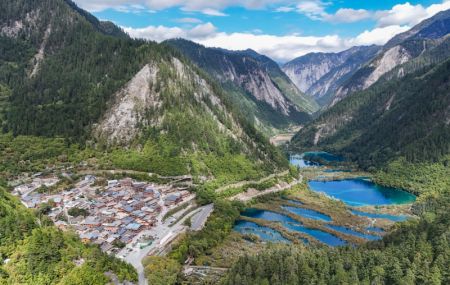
[120,178,132,187]
[164,193,182,206]
[80,231,99,243]
[107,180,119,188]
[82,217,101,228]
[101,243,114,252]
[132,181,146,189]
[126,223,142,231]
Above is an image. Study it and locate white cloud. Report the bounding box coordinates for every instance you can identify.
[296,1,327,20]
[123,22,217,42]
[199,8,228,16]
[350,25,410,46]
[323,8,372,23]
[375,1,450,27]
[175,17,203,24]
[290,2,371,23]
[375,3,428,27]
[73,0,300,14]
[275,6,295,13]
[123,19,426,62]
[80,0,450,62]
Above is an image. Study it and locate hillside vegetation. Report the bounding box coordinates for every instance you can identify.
[0,0,288,180]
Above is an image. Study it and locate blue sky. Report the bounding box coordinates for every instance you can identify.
[73,0,450,61]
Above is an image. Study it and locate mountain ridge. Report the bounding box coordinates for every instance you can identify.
[0,0,287,178]
[282,45,380,106]
[165,38,318,135]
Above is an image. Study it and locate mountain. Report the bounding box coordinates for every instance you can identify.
[333,9,450,105]
[0,0,287,178]
[282,45,380,106]
[166,39,319,135]
[283,10,450,108]
[291,55,450,170]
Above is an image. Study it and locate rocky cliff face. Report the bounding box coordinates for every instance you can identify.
[282,46,380,106]
[166,39,318,134]
[333,9,450,106]
[94,57,242,146]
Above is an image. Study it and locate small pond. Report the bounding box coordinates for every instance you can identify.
[234,220,289,242]
[281,206,332,222]
[325,225,381,241]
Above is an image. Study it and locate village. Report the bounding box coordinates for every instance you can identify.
[12,173,198,256]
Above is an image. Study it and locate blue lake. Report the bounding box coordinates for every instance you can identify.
[282,206,332,222]
[308,178,416,206]
[290,151,344,168]
[234,220,288,242]
[326,225,381,241]
[239,209,345,246]
[351,209,409,222]
[289,155,320,168]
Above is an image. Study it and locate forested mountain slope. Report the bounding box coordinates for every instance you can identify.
[166,39,318,134]
[0,0,287,178]
[291,57,450,170]
[282,45,380,106]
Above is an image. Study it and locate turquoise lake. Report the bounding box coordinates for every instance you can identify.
[237,209,346,246]
[308,178,416,206]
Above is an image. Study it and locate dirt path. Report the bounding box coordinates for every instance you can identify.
[229,176,303,202]
[215,170,289,193]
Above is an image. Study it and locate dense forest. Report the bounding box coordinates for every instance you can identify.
[1,0,160,139]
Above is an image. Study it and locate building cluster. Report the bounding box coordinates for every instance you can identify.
[14,175,191,254]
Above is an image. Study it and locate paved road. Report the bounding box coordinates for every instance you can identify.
[120,203,211,285]
[190,204,214,231]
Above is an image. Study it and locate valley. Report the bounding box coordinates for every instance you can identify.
[0,1,449,285]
